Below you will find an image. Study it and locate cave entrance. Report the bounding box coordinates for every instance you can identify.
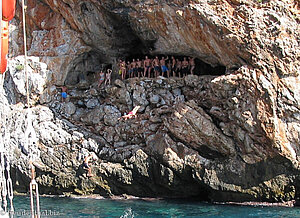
[65,51,226,87]
[64,51,112,87]
[194,58,226,76]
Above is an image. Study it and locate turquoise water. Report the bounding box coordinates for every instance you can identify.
[9,196,300,217]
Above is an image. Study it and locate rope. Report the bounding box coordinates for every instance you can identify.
[25,109,37,160]
[22,0,29,107]
[21,0,41,216]
[30,177,40,218]
[0,137,4,212]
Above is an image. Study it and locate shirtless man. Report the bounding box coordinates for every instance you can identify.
[160,56,169,77]
[181,57,189,77]
[153,56,160,78]
[83,154,96,177]
[167,59,172,77]
[58,86,67,102]
[127,61,132,79]
[176,59,182,78]
[189,57,195,75]
[171,56,176,77]
[143,56,151,77]
[105,69,112,85]
[131,59,137,78]
[136,58,143,78]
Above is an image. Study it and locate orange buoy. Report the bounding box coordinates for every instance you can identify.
[1,20,9,74]
[2,0,16,21]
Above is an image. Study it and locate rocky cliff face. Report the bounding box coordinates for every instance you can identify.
[1,0,299,203]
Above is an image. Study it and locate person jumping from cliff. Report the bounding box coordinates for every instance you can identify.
[118,105,141,120]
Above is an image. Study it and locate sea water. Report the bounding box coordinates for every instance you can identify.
[9,195,300,217]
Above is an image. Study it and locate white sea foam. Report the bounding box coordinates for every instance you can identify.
[120,207,135,218]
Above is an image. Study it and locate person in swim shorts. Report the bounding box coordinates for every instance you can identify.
[136,58,143,78]
[127,61,132,79]
[160,56,169,77]
[153,56,160,78]
[181,57,189,77]
[144,56,151,77]
[171,56,176,77]
[98,70,105,87]
[57,86,67,102]
[83,154,96,177]
[131,59,137,78]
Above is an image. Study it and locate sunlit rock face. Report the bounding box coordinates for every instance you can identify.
[4,0,300,202]
[13,0,298,83]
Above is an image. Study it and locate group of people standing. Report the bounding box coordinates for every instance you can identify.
[118,56,195,80]
[96,55,196,88]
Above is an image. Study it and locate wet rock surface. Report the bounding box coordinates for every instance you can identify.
[0,0,299,203]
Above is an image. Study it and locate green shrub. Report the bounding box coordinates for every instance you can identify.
[15,64,24,71]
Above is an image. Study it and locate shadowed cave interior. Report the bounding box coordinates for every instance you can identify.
[65,50,226,86]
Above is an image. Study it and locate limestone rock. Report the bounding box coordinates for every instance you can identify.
[63,102,76,116]
[1,0,299,203]
[7,56,52,105]
[85,98,99,109]
[165,102,235,158]
[103,105,121,126]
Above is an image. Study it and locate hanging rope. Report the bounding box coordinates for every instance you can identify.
[21,0,41,217]
[29,161,40,218]
[22,0,29,108]
[0,138,4,212]
[25,110,38,160]
[0,0,9,205]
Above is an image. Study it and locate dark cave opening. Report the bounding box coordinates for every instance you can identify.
[64,41,226,87]
[65,51,108,86]
[65,52,226,87]
[194,58,226,76]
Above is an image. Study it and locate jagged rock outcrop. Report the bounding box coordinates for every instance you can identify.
[0,0,299,203]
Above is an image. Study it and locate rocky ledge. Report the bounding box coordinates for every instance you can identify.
[1,56,298,203]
